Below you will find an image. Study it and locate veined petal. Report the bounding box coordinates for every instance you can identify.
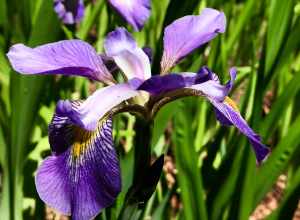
[54,0,85,24]
[211,97,270,164]
[7,40,113,83]
[104,27,151,81]
[107,0,150,31]
[56,82,139,131]
[161,8,226,73]
[36,114,120,219]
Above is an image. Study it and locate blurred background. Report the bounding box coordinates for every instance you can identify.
[1,0,300,219]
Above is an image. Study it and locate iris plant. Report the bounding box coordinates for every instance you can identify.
[54,0,151,31]
[7,8,270,220]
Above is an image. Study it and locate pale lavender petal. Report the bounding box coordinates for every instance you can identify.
[99,46,153,73]
[161,8,226,73]
[7,40,113,83]
[210,98,270,164]
[107,0,150,31]
[54,0,85,24]
[56,82,139,131]
[104,27,151,81]
[188,67,236,101]
[36,114,120,219]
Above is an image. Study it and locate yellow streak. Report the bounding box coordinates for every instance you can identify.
[224,96,239,112]
[72,126,98,157]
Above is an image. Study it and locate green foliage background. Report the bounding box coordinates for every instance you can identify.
[0,0,300,219]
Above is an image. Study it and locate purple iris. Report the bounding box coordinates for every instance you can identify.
[54,0,151,31]
[54,0,85,24]
[7,8,269,220]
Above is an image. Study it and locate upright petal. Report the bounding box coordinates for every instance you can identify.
[36,113,120,219]
[104,27,151,81]
[57,82,139,131]
[161,8,226,73]
[210,98,270,164]
[107,0,150,31]
[54,0,85,24]
[7,40,113,83]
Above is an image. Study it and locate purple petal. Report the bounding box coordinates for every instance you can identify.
[54,0,85,24]
[36,114,121,219]
[161,8,226,73]
[138,67,235,102]
[138,66,215,94]
[142,46,153,63]
[7,40,113,83]
[211,98,270,164]
[99,46,153,74]
[104,27,151,81]
[56,82,139,131]
[138,74,190,95]
[188,67,236,101]
[107,0,150,31]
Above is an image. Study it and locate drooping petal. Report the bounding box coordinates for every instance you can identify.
[7,40,113,83]
[36,112,121,220]
[211,97,270,164]
[107,0,151,31]
[54,0,85,24]
[161,8,226,73]
[104,27,151,81]
[56,82,139,131]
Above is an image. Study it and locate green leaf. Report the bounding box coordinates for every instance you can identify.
[152,101,180,149]
[254,114,300,206]
[9,1,61,219]
[266,168,300,220]
[173,100,207,220]
[0,123,10,220]
[260,70,300,139]
[265,0,294,76]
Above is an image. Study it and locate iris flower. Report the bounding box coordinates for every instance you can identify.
[54,0,85,24]
[54,0,151,31]
[7,8,269,220]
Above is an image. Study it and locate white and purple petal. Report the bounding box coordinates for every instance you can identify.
[7,40,113,83]
[188,67,236,101]
[107,0,151,31]
[54,0,85,24]
[161,8,226,73]
[36,111,121,219]
[57,82,139,131]
[211,98,270,164]
[104,27,151,81]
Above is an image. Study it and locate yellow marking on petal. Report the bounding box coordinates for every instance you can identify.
[224,96,239,112]
[72,122,103,157]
